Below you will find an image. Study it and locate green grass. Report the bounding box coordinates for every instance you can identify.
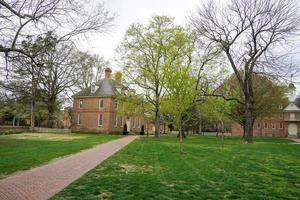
[52,136,300,200]
[0,133,121,177]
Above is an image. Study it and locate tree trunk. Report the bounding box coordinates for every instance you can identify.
[154,107,160,138]
[30,64,37,129]
[244,99,254,143]
[47,98,56,128]
[179,123,183,154]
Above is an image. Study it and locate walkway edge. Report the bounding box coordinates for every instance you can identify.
[0,136,139,200]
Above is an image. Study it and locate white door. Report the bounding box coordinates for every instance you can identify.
[288,123,297,136]
[126,120,130,132]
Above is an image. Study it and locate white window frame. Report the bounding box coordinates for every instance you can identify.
[77,114,81,125]
[120,117,124,127]
[98,114,103,126]
[279,113,283,118]
[257,122,261,129]
[279,123,283,129]
[271,123,275,129]
[137,118,140,128]
[132,117,135,128]
[290,113,295,120]
[264,122,268,129]
[79,99,83,108]
[114,115,118,127]
[99,99,104,109]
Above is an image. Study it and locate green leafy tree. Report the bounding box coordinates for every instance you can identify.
[163,66,198,154]
[118,15,196,138]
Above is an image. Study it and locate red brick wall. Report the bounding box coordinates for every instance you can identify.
[231,115,288,137]
[72,97,147,134]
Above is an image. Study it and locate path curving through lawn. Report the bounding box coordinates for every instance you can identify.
[0,135,138,200]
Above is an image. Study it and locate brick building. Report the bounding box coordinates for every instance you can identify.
[71,68,149,134]
[231,90,300,137]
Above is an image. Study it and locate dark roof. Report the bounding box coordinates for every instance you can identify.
[73,78,123,97]
[294,97,300,108]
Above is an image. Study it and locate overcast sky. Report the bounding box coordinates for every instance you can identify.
[80,0,199,65]
[76,0,300,93]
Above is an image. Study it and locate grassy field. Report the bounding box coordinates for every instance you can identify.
[0,133,121,178]
[52,135,300,200]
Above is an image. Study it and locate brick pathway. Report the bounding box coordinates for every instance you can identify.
[0,136,138,200]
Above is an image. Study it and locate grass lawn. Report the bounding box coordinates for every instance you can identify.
[52,135,300,200]
[0,133,121,178]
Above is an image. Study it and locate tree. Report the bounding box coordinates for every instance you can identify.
[0,0,115,64]
[4,33,78,127]
[218,74,289,135]
[118,16,195,138]
[200,96,231,147]
[191,0,300,143]
[72,52,108,90]
[162,65,198,154]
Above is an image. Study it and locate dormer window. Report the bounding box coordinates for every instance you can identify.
[91,83,96,93]
[79,99,83,108]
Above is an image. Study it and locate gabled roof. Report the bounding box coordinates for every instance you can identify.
[283,102,300,112]
[73,78,123,98]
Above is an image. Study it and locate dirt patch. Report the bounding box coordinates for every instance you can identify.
[117,164,154,174]
[6,133,86,141]
[96,191,113,199]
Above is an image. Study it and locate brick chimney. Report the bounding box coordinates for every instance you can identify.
[104,68,112,79]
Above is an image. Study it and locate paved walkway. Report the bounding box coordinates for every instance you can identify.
[290,138,300,143]
[0,136,138,200]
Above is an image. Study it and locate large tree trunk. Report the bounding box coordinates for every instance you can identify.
[47,97,56,128]
[244,97,254,143]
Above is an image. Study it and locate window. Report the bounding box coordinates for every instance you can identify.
[279,123,283,129]
[77,114,82,125]
[290,113,295,120]
[114,115,118,127]
[99,99,104,109]
[279,114,283,118]
[264,122,268,129]
[271,123,275,129]
[137,118,140,128]
[120,117,123,127]
[257,122,261,129]
[79,99,83,108]
[114,100,118,109]
[132,117,135,128]
[98,114,103,126]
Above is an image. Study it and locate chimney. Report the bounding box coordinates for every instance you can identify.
[104,68,112,79]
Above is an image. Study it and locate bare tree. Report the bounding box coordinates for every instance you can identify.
[72,51,108,90]
[0,0,115,64]
[191,0,300,143]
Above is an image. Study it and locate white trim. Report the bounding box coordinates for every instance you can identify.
[77,113,81,125]
[114,115,118,127]
[99,99,104,109]
[279,123,284,129]
[264,122,268,129]
[120,117,123,127]
[79,99,83,108]
[98,114,103,126]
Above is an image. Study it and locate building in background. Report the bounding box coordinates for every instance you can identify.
[71,68,150,134]
[231,84,300,137]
